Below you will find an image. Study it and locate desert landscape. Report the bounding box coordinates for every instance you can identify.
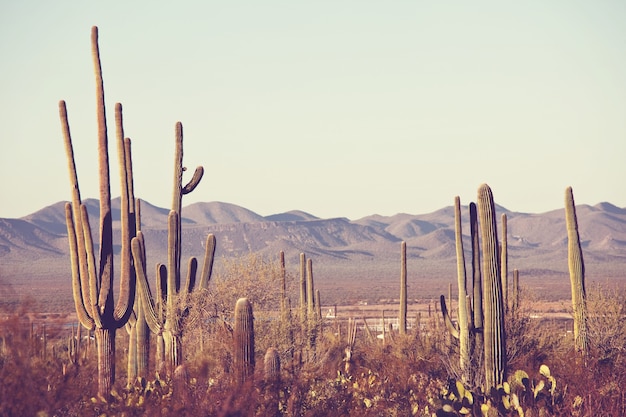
[2,197,626,311]
[2,192,626,415]
[2,4,626,415]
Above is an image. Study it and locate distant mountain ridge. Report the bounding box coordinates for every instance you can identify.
[2,199,626,307]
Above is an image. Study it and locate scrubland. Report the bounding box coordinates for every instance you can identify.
[1,255,625,417]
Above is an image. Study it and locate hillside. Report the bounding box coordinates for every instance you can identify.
[1,199,626,310]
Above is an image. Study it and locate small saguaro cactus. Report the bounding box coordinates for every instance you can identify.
[565,186,588,356]
[477,183,507,392]
[60,26,137,399]
[305,258,320,359]
[299,253,307,340]
[511,269,520,315]
[399,241,408,335]
[264,347,281,383]
[234,298,255,385]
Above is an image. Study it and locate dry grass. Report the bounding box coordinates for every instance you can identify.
[1,255,626,416]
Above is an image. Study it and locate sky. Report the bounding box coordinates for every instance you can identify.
[1,1,625,220]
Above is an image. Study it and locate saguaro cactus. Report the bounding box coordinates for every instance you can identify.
[501,213,508,311]
[469,202,483,355]
[477,183,507,392]
[60,26,136,399]
[565,186,588,356]
[399,241,408,335]
[234,298,255,384]
[133,225,216,376]
[440,197,471,383]
[264,347,281,383]
[132,124,214,377]
[126,200,150,384]
[306,258,318,358]
[299,253,307,329]
[454,197,470,378]
[511,269,520,315]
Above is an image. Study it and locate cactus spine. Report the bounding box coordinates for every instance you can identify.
[399,241,407,335]
[565,186,588,356]
[477,183,506,392]
[234,297,255,384]
[60,26,136,399]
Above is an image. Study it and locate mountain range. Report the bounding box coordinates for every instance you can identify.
[1,199,626,309]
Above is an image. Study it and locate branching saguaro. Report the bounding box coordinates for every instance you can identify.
[60,26,137,400]
[565,186,588,357]
[131,120,215,378]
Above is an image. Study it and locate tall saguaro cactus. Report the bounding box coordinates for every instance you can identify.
[171,122,204,278]
[132,123,214,377]
[477,183,507,392]
[60,26,136,399]
[453,197,470,379]
[440,197,471,383]
[501,213,508,311]
[399,241,408,335]
[565,186,588,356]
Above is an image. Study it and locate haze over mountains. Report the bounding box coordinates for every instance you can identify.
[2,199,626,308]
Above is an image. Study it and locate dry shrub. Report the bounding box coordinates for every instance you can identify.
[4,257,626,415]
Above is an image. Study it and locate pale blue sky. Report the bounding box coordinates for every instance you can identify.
[1,1,625,220]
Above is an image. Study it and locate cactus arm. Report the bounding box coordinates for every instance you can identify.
[80,205,104,328]
[454,196,470,377]
[65,203,95,330]
[440,295,460,339]
[156,263,167,324]
[307,258,315,319]
[199,234,216,289]
[184,257,198,294]
[90,26,115,315]
[59,101,93,312]
[182,166,204,194]
[113,103,136,324]
[470,202,483,332]
[131,236,164,334]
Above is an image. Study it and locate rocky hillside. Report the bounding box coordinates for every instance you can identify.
[2,199,625,307]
